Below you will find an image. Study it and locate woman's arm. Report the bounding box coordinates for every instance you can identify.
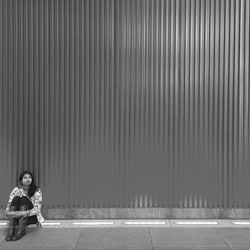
[26,188,42,216]
[5,187,18,217]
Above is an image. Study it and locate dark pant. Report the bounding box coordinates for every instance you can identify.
[10,196,38,225]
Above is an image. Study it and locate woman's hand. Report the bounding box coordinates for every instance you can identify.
[18,211,28,217]
[6,211,21,218]
[6,211,28,218]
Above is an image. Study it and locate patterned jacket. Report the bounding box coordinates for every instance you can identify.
[5,185,45,224]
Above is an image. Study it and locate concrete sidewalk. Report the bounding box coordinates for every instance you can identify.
[1,220,250,249]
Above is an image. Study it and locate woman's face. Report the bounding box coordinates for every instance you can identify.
[21,174,32,186]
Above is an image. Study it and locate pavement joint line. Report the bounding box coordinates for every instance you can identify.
[71,229,81,250]
[148,227,154,250]
[215,228,233,250]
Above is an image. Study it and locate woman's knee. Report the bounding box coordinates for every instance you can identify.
[10,196,21,207]
[20,196,33,209]
[20,196,30,205]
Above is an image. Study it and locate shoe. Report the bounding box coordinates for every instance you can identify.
[12,205,28,241]
[5,205,17,241]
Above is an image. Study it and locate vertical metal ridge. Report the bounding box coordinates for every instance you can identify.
[44,0,49,204]
[49,0,54,205]
[218,0,224,208]
[69,0,74,207]
[243,0,250,208]
[213,0,219,207]
[74,0,79,207]
[174,0,179,208]
[0,0,4,190]
[179,0,185,208]
[12,0,18,191]
[78,0,82,207]
[238,0,245,208]
[33,0,39,192]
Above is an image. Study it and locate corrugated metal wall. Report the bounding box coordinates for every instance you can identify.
[0,0,250,209]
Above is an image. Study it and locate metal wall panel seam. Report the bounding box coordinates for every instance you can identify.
[218,0,225,208]
[54,0,60,206]
[179,0,186,208]
[174,0,179,208]
[233,0,240,208]
[238,0,245,207]
[0,0,3,194]
[78,0,83,207]
[12,0,18,192]
[198,0,205,207]
[243,0,250,208]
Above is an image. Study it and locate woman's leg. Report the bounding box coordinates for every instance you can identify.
[19,196,33,210]
[10,196,21,210]
[10,196,21,224]
[12,196,31,241]
[5,197,21,241]
[19,196,38,225]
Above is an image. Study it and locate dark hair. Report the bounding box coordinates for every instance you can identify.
[18,171,40,198]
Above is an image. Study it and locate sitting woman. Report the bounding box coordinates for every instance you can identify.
[5,170,45,241]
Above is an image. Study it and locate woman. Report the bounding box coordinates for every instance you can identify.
[5,170,45,241]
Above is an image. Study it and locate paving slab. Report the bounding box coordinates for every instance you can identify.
[74,228,152,250]
[154,248,230,250]
[231,247,250,250]
[0,248,73,250]
[0,228,81,249]
[216,228,250,248]
[77,248,153,250]
[150,228,229,248]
